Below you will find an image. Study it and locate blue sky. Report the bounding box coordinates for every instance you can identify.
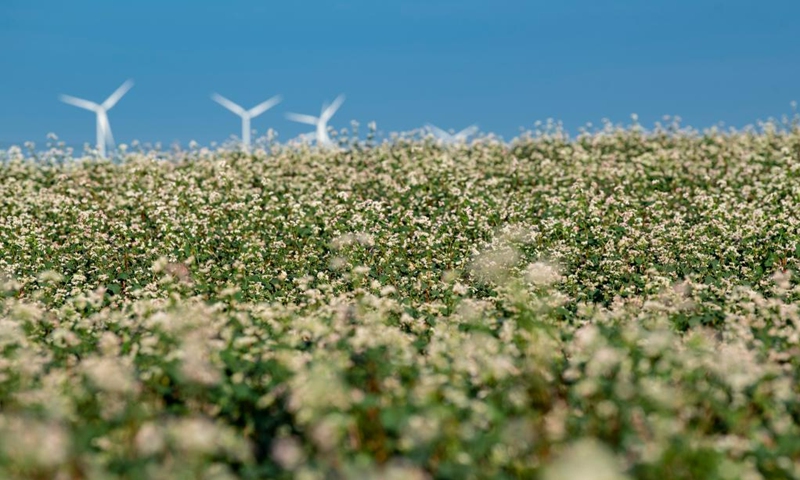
[1,0,799,148]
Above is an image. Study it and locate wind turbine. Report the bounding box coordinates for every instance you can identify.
[285,94,345,148]
[211,93,283,150]
[211,93,282,150]
[59,79,134,158]
[426,124,479,145]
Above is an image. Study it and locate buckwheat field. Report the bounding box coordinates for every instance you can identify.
[1,120,800,479]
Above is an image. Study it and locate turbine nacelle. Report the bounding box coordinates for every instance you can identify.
[286,94,345,149]
[59,79,134,158]
[211,93,282,150]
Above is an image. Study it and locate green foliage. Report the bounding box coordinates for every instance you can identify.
[0,125,799,478]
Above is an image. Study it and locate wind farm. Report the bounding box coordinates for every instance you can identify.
[52,86,467,156]
[2,1,800,479]
[51,83,492,157]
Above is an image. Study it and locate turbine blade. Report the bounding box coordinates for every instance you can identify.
[60,94,100,111]
[456,125,478,139]
[211,93,247,116]
[321,94,345,121]
[102,79,134,110]
[247,95,282,118]
[426,124,452,140]
[285,112,319,125]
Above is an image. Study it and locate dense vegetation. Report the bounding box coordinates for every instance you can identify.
[1,121,799,479]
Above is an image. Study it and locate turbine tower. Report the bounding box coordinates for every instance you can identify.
[426,124,478,145]
[286,94,345,149]
[211,93,282,150]
[59,79,134,158]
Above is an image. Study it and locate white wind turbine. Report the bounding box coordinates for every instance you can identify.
[285,94,345,148]
[211,93,282,150]
[426,124,479,145]
[59,79,134,158]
